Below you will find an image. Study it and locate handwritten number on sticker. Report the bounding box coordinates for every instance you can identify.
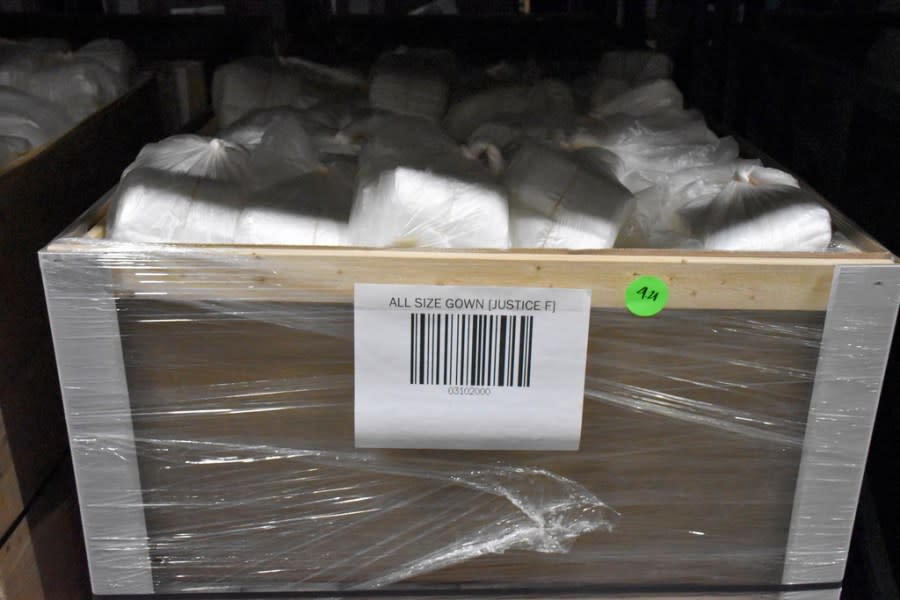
[625,276,669,317]
[635,286,660,302]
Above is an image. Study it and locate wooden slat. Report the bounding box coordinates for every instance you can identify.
[75,245,890,311]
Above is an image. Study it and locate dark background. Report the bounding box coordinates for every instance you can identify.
[0,1,897,598]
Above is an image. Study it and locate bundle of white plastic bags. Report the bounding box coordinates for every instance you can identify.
[106,132,355,246]
[0,36,134,168]
[106,50,833,252]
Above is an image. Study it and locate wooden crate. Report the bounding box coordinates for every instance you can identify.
[0,461,89,600]
[39,182,898,596]
[0,75,164,539]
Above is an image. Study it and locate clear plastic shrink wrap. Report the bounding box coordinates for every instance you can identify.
[369,48,456,121]
[212,57,367,127]
[123,135,252,183]
[38,222,900,595]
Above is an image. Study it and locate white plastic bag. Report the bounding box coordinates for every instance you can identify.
[245,117,323,189]
[27,56,127,121]
[571,146,628,182]
[343,114,464,182]
[0,134,30,168]
[570,109,716,150]
[106,169,247,244]
[233,171,353,246]
[614,164,749,249]
[618,136,741,192]
[212,57,367,127]
[503,142,634,249]
[615,161,831,251]
[369,49,455,121]
[75,39,136,77]
[0,86,74,147]
[349,166,510,249]
[591,78,683,119]
[699,166,832,251]
[219,107,357,158]
[566,109,734,192]
[0,42,49,89]
[443,79,574,141]
[123,135,251,183]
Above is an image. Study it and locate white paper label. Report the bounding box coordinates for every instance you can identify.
[354,284,591,450]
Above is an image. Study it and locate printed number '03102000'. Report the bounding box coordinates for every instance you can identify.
[447,386,492,396]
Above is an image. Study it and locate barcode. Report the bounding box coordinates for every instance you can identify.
[409,313,534,387]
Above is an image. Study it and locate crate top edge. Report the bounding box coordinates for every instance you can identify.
[42,235,896,267]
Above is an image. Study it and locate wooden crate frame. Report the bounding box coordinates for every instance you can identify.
[39,170,900,596]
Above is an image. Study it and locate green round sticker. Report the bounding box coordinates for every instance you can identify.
[625,275,669,317]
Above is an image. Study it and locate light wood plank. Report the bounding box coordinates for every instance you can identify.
[84,246,893,310]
